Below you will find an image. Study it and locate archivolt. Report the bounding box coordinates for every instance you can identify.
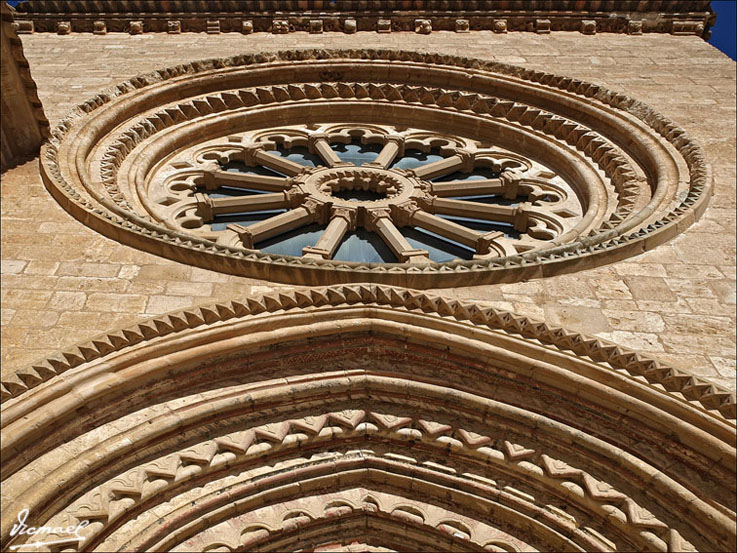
[1,286,734,552]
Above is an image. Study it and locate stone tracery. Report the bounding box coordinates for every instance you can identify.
[40,49,711,286]
[153,124,580,263]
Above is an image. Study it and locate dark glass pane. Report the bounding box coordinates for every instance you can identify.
[401,227,474,262]
[433,167,501,182]
[390,150,445,170]
[258,223,325,257]
[437,214,520,239]
[210,210,286,231]
[209,186,270,199]
[451,195,520,207]
[330,142,382,165]
[333,230,395,263]
[222,161,286,178]
[332,189,386,202]
[271,145,324,167]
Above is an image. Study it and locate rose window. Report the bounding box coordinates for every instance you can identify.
[41,50,709,286]
[151,125,581,264]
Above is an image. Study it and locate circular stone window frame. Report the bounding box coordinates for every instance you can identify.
[40,49,712,287]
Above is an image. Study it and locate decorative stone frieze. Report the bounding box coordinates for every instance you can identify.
[493,18,507,33]
[55,20,70,34]
[344,18,357,33]
[92,19,106,34]
[206,19,220,34]
[309,19,323,34]
[128,19,142,34]
[12,0,715,37]
[272,19,289,34]
[415,19,432,34]
[535,18,551,34]
[581,19,597,35]
[1,284,734,551]
[455,18,469,33]
[628,19,644,35]
[39,49,711,286]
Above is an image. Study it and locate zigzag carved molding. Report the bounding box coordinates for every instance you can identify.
[3,284,734,419]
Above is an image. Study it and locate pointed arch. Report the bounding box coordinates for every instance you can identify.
[1,285,734,552]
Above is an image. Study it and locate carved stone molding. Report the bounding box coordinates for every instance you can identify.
[12,0,716,37]
[40,49,711,286]
[1,285,734,552]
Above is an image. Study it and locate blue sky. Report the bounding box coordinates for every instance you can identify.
[6,0,736,60]
[710,0,736,59]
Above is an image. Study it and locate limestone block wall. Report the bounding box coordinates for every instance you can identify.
[1,31,734,389]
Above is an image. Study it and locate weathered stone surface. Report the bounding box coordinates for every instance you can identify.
[0,32,732,392]
[0,2,48,171]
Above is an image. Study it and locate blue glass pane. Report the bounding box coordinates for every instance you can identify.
[432,168,500,182]
[438,215,520,239]
[390,150,445,171]
[332,189,385,202]
[258,223,325,257]
[401,228,474,262]
[331,143,382,165]
[271,145,324,167]
[222,161,286,178]
[210,210,285,231]
[451,195,520,207]
[209,187,270,199]
[333,230,395,263]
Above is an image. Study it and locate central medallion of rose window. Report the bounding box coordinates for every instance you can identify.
[152,124,580,264]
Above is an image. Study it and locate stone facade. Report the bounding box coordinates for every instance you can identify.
[2,31,734,389]
[0,2,48,171]
[1,7,735,552]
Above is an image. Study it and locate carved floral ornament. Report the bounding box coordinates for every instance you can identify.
[41,49,710,286]
[1,285,735,552]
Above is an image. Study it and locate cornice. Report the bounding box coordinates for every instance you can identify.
[12,0,715,37]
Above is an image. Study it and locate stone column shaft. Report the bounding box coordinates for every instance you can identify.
[371,140,402,169]
[252,149,305,176]
[228,206,313,248]
[373,216,429,263]
[411,209,479,249]
[302,216,349,259]
[200,192,289,217]
[204,170,289,192]
[310,137,344,167]
[430,178,504,197]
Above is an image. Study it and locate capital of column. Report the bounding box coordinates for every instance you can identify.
[283,187,308,208]
[410,190,435,211]
[330,206,358,230]
[456,148,476,173]
[383,134,406,157]
[241,143,265,166]
[193,193,215,222]
[364,207,392,232]
[303,197,331,225]
[499,169,522,200]
[513,201,532,232]
[201,162,223,191]
[307,132,329,151]
[390,201,421,227]
[226,223,256,249]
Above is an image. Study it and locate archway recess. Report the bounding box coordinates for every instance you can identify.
[1,285,735,552]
